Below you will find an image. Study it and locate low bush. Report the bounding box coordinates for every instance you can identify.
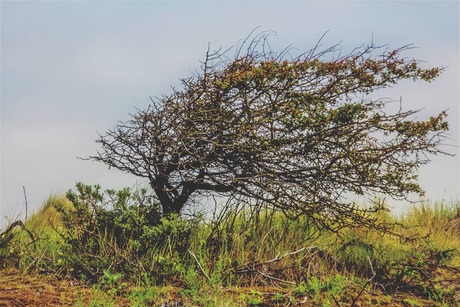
[54,183,194,284]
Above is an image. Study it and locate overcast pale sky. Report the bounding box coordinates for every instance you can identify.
[1,1,459,226]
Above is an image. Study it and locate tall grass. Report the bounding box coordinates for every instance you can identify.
[1,184,459,305]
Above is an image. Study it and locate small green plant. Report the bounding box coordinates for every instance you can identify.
[307,276,325,298]
[128,288,158,307]
[247,290,264,306]
[99,269,126,295]
[292,281,308,297]
[271,292,284,303]
[326,274,347,297]
[100,269,124,288]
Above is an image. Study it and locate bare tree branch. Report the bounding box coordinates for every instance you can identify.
[89,32,450,231]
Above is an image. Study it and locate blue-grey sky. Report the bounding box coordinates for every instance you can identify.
[1,1,459,225]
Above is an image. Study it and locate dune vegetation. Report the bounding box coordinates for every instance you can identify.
[1,183,460,306]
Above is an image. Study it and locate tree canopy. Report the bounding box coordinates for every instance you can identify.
[90,33,449,231]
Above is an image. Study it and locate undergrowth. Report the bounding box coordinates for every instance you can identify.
[1,183,459,306]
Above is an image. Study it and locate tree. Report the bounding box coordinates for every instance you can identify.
[90,32,450,230]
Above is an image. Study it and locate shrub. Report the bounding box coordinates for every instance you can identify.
[54,182,193,283]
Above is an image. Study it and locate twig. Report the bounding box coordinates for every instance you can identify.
[23,186,28,222]
[236,246,316,273]
[265,246,312,264]
[234,247,318,286]
[351,256,376,307]
[188,249,210,281]
[331,294,342,307]
[251,268,296,285]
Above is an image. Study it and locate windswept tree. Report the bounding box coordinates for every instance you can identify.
[90,32,450,230]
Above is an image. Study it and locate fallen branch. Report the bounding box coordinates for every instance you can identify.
[250,267,296,285]
[236,246,316,273]
[0,220,35,241]
[188,249,210,281]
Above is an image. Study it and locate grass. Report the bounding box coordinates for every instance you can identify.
[1,186,459,306]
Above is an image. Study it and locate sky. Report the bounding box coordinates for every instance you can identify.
[1,1,459,226]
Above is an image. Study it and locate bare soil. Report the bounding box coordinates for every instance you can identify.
[0,269,127,307]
